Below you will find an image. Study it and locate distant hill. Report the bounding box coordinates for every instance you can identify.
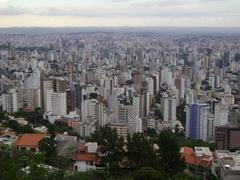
[0,27,239,35]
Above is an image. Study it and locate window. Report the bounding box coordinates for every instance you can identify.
[74,165,78,171]
[30,148,36,152]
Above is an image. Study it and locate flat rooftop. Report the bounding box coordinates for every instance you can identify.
[216,150,240,171]
[195,147,212,157]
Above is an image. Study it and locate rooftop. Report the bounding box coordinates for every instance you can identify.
[180,146,213,168]
[195,147,212,157]
[16,133,47,147]
[216,150,240,171]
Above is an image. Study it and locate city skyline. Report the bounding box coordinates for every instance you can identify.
[0,0,240,27]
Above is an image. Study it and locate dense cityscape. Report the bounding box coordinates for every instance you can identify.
[0,27,239,179]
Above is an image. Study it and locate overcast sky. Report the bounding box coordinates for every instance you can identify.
[0,0,239,27]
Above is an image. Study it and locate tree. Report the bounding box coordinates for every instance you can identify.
[176,101,186,127]
[134,167,163,180]
[126,80,133,86]
[126,133,156,169]
[145,128,157,138]
[89,93,98,99]
[5,120,34,134]
[155,92,162,104]
[154,109,163,120]
[201,80,209,86]
[157,130,185,176]
[0,112,9,122]
[90,126,124,174]
[169,172,195,180]
[28,165,65,180]
[0,151,25,180]
[38,136,57,165]
[14,110,43,125]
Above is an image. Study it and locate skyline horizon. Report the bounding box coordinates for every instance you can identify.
[1,26,240,28]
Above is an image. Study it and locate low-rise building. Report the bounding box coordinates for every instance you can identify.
[55,134,79,158]
[213,150,240,180]
[215,126,240,150]
[16,133,48,152]
[180,146,213,168]
[74,142,103,172]
[0,134,17,150]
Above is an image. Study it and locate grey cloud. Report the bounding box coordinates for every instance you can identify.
[131,0,226,7]
[0,1,232,19]
[34,6,229,18]
[112,0,135,2]
[0,6,29,15]
[35,7,116,17]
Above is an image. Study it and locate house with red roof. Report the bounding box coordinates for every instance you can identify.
[180,146,213,168]
[73,142,103,172]
[16,133,48,152]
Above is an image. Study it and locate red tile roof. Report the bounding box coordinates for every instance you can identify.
[16,133,47,148]
[181,147,195,165]
[183,147,194,155]
[180,147,212,168]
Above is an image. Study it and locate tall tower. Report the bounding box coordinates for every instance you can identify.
[186,103,210,141]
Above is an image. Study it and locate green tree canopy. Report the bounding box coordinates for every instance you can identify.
[157,130,185,176]
[90,126,124,173]
[38,136,57,165]
[126,133,156,169]
[134,167,163,180]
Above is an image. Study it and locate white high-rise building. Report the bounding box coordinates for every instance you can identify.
[118,104,129,124]
[128,96,142,134]
[215,76,220,88]
[2,89,18,113]
[180,78,185,99]
[161,93,177,122]
[128,106,142,135]
[78,120,96,137]
[161,68,173,87]
[42,79,54,112]
[97,103,107,127]
[51,92,67,116]
[209,74,215,89]
[101,77,113,98]
[146,77,154,96]
[46,90,66,116]
[214,103,229,126]
[108,94,118,114]
[162,94,169,122]
[152,72,160,94]
[81,99,97,122]
[132,96,140,118]
[169,97,177,121]
[24,70,41,89]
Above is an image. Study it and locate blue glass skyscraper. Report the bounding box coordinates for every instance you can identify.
[186,103,210,141]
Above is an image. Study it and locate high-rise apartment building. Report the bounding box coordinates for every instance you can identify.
[2,89,18,113]
[161,93,177,122]
[45,89,67,116]
[186,103,210,141]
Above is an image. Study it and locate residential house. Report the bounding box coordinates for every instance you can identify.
[180,146,213,168]
[73,142,103,172]
[16,133,48,152]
